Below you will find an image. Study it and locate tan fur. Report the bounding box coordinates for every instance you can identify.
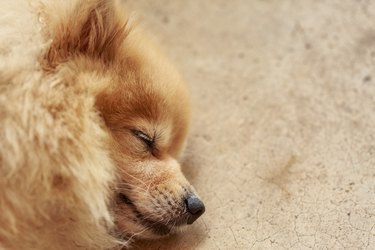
[0,0,202,249]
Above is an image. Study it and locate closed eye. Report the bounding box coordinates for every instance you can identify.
[131,129,155,151]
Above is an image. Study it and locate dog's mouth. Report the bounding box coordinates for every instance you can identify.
[136,216,174,236]
[117,193,179,236]
[116,192,203,237]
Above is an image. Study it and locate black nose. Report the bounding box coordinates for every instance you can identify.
[185,195,205,224]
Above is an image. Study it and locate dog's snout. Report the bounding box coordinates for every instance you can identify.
[185,195,205,224]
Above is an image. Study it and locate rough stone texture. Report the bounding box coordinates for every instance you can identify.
[125,1,375,249]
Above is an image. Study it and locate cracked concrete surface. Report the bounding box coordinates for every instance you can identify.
[125,0,375,249]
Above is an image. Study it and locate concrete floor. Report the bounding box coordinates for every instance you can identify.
[126,1,375,249]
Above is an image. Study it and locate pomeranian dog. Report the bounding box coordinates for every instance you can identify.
[0,0,205,249]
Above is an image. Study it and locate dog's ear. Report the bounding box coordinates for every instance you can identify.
[43,0,129,71]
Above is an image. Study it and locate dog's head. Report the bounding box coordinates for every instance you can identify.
[41,0,204,239]
[96,69,205,238]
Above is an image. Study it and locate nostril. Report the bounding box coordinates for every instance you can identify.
[185,195,205,224]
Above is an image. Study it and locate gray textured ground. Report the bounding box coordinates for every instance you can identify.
[126,1,375,249]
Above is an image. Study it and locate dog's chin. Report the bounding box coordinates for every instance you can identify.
[116,215,187,240]
[136,223,183,240]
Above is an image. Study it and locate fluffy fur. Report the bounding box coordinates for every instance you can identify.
[0,0,203,249]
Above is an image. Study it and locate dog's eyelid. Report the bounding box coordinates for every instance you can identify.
[132,129,152,142]
[131,129,156,150]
